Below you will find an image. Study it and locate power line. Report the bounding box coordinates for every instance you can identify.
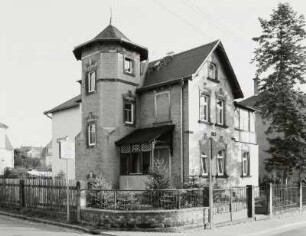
[152,0,213,40]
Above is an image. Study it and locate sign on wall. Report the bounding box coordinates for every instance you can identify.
[59,140,75,159]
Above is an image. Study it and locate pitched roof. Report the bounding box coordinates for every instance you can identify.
[94,25,131,41]
[142,40,243,99]
[0,122,8,129]
[238,95,260,109]
[73,24,148,61]
[116,125,175,145]
[5,134,13,150]
[44,95,81,115]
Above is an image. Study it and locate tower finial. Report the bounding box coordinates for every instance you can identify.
[110,8,113,25]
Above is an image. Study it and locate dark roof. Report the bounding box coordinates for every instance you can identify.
[0,122,8,129]
[116,125,175,145]
[238,95,260,110]
[44,95,81,115]
[73,25,148,61]
[142,41,243,99]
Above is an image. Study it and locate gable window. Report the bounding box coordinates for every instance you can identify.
[216,99,225,125]
[123,100,135,125]
[200,93,209,122]
[87,123,96,147]
[208,63,217,80]
[155,91,170,122]
[87,71,96,93]
[217,150,225,176]
[242,151,250,176]
[124,57,134,74]
[200,152,208,176]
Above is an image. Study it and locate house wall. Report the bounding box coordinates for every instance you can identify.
[0,127,14,175]
[187,51,258,187]
[51,106,81,180]
[75,44,141,187]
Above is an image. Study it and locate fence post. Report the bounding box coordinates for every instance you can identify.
[76,181,81,223]
[300,181,303,214]
[247,185,255,219]
[19,179,25,208]
[178,190,181,209]
[229,188,233,221]
[114,190,117,210]
[269,183,273,218]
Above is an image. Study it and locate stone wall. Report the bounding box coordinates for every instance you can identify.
[80,207,209,231]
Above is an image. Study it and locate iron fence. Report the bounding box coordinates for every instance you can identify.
[86,188,209,210]
[273,185,299,211]
[254,186,269,214]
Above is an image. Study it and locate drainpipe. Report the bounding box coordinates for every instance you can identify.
[180,79,184,187]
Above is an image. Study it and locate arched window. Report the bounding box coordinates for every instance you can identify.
[208,63,217,80]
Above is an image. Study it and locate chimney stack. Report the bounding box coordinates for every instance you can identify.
[253,77,259,95]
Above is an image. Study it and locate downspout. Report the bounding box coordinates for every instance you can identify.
[180,78,184,187]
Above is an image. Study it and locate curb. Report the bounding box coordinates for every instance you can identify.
[0,210,111,235]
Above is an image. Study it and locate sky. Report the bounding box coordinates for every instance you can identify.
[0,0,305,148]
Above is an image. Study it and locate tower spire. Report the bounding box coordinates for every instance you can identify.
[109,8,113,25]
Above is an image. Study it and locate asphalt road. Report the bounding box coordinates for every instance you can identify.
[271,226,306,236]
[0,215,92,236]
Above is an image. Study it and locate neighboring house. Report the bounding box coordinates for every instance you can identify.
[46,24,258,188]
[44,95,81,179]
[0,123,14,175]
[19,146,43,159]
[41,141,52,168]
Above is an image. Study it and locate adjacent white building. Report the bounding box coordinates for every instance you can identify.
[0,123,14,175]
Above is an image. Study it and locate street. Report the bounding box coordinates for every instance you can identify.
[0,215,92,236]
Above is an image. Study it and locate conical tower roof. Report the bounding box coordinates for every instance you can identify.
[73,24,148,61]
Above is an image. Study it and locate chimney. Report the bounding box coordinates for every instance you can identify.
[253,77,259,95]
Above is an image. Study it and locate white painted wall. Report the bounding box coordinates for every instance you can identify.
[0,127,14,175]
[51,106,81,180]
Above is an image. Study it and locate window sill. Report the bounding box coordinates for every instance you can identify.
[87,145,96,149]
[198,120,213,125]
[207,77,220,84]
[120,174,150,176]
[124,122,135,127]
[199,174,209,178]
[123,71,136,77]
[215,174,229,179]
[215,123,229,129]
[241,175,252,178]
[86,90,96,95]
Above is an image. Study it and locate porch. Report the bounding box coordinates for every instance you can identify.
[116,125,174,190]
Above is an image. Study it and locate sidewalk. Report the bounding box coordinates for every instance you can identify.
[105,214,306,236]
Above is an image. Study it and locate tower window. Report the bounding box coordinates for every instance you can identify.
[87,123,96,147]
[200,93,209,122]
[217,150,225,176]
[124,57,134,74]
[242,151,250,176]
[208,63,218,81]
[87,71,96,93]
[123,100,135,125]
[200,152,208,176]
[216,99,225,125]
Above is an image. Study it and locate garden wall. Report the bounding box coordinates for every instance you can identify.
[80,207,209,231]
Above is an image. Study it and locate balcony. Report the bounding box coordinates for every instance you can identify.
[233,129,257,144]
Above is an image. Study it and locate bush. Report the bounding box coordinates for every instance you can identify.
[146,158,170,190]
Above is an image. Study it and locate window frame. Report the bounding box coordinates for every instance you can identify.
[123,100,135,125]
[120,151,151,175]
[86,70,96,94]
[216,149,225,176]
[199,93,210,122]
[216,99,225,125]
[208,62,218,81]
[123,56,134,75]
[200,152,208,176]
[87,122,96,147]
[242,151,250,176]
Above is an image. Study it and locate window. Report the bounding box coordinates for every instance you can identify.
[124,57,134,74]
[123,101,134,125]
[200,152,208,176]
[200,94,209,122]
[242,151,250,176]
[87,123,96,147]
[120,151,151,175]
[87,71,96,93]
[216,99,225,125]
[208,63,217,80]
[217,150,225,176]
[236,108,255,132]
[155,91,170,122]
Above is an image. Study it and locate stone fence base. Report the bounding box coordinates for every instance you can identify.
[80,207,209,231]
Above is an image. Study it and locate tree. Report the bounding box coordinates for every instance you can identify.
[146,158,170,189]
[252,3,306,182]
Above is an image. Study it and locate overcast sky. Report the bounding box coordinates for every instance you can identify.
[0,0,305,148]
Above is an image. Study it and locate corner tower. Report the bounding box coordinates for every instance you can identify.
[73,24,148,187]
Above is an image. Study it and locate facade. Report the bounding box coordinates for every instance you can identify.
[46,24,258,188]
[44,95,81,179]
[0,123,14,175]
